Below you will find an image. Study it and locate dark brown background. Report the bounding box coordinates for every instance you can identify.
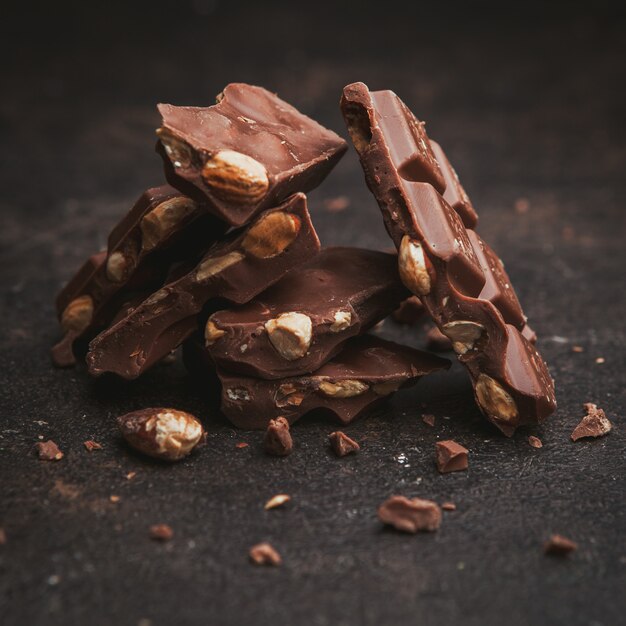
[1,2,625,625]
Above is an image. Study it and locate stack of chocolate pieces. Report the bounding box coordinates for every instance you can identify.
[53,83,450,428]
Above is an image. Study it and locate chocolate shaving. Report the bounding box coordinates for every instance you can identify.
[264,417,293,456]
[329,431,360,457]
[571,403,612,441]
[378,495,441,533]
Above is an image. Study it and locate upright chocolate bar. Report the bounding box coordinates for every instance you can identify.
[157,83,348,227]
[340,82,556,435]
[52,186,224,367]
[185,335,450,429]
[87,193,320,379]
[204,247,410,379]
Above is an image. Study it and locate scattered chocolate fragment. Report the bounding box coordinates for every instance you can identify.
[378,495,442,533]
[126,472,137,480]
[185,334,449,428]
[157,83,347,227]
[571,403,612,441]
[435,440,469,474]
[441,502,456,511]
[206,247,409,379]
[35,440,64,461]
[109,495,120,503]
[87,193,320,379]
[392,295,425,325]
[425,326,453,352]
[264,494,291,510]
[572,345,584,353]
[528,435,543,449]
[329,431,360,457]
[340,82,556,435]
[264,417,294,456]
[150,524,174,542]
[235,442,249,449]
[422,414,436,427]
[324,195,350,212]
[544,534,577,556]
[84,440,102,452]
[117,408,205,461]
[595,357,605,364]
[249,542,281,566]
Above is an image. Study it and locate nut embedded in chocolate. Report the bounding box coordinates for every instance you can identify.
[570,403,612,441]
[265,312,313,361]
[240,211,300,259]
[149,524,174,542]
[264,417,293,456]
[544,534,577,556]
[249,542,281,566]
[35,440,64,461]
[435,440,469,474]
[329,431,360,457]
[378,495,442,533]
[398,236,431,296]
[117,408,205,461]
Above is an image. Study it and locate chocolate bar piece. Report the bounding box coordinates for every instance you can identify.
[340,83,556,434]
[185,334,450,429]
[156,83,347,227]
[87,193,320,379]
[204,247,410,379]
[52,186,224,367]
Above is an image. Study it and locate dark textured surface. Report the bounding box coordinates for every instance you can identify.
[1,2,625,625]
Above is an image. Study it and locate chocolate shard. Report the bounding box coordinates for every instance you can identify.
[87,193,320,380]
[340,82,556,434]
[378,495,442,533]
[435,440,469,473]
[52,186,225,367]
[571,403,612,441]
[205,247,410,379]
[544,534,577,556]
[157,83,348,227]
[329,431,360,457]
[264,417,293,457]
[185,334,450,429]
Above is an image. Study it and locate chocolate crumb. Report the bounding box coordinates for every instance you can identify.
[110,495,120,503]
[422,414,436,427]
[392,296,425,325]
[544,534,577,556]
[528,435,543,449]
[150,524,174,541]
[378,495,441,533]
[235,442,249,449]
[264,417,293,456]
[35,440,64,461]
[571,403,612,441]
[0,528,6,544]
[84,440,102,452]
[441,502,456,511]
[329,431,360,457]
[323,195,350,212]
[572,346,584,353]
[435,440,469,474]
[126,471,136,480]
[249,542,281,566]
[514,197,530,214]
[425,326,453,352]
[595,357,605,364]
[264,494,290,510]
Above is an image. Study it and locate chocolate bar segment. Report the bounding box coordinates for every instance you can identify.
[205,247,410,379]
[86,193,320,380]
[157,83,347,227]
[52,186,223,367]
[185,335,450,429]
[340,82,556,434]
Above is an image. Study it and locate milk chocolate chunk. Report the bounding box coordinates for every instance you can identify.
[435,440,469,473]
[378,496,442,533]
[87,193,320,379]
[570,403,612,441]
[205,247,410,379]
[186,335,450,429]
[264,417,293,456]
[52,186,223,367]
[157,83,347,227]
[341,82,556,434]
[329,431,360,457]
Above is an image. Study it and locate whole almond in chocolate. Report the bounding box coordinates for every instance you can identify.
[87,193,320,380]
[117,408,205,461]
[157,83,347,227]
[205,247,410,379]
[340,82,556,435]
[378,495,442,533]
